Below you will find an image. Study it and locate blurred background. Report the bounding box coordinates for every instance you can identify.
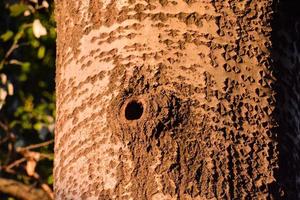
[0,0,55,199]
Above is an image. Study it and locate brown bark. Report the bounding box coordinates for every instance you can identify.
[54,0,298,199]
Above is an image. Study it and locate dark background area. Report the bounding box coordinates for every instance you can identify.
[272,0,300,199]
[0,0,55,199]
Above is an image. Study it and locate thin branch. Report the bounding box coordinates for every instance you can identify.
[41,183,54,200]
[0,135,10,145]
[0,121,8,131]
[32,173,54,200]
[0,177,51,200]
[17,140,54,151]
[4,43,19,60]
[1,157,27,172]
[1,42,29,66]
[39,153,54,160]
[0,120,15,145]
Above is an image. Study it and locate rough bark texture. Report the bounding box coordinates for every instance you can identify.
[54,0,297,199]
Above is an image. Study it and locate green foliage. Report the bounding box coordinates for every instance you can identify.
[9,3,28,17]
[0,31,14,42]
[0,0,55,198]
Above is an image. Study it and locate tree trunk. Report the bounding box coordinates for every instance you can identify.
[54,0,299,199]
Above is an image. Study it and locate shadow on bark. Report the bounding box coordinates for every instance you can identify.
[271,1,300,199]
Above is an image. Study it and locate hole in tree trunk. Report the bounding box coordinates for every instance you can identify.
[125,100,144,120]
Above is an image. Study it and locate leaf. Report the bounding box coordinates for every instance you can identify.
[0,88,7,101]
[30,39,40,48]
[13,29,24,44]
[0,30,14,42]
[21,62,31,72]
[33,122,43,131]
[7,82,14,95]
[19,73,28,82]
[24,96,34,112]
[9,4,28,17]
[49,27,56,39]
[33,19,47,38]
[0,73,7,84]
[26,159,37,176]
[25,151,41,161]
[47,175,53,184]
[23,151,41,176]
[42,1,49,8]
[24,10,31,16]
[37,46,46,59]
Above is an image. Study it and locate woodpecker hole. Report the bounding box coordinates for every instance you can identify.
[125,100,144,120]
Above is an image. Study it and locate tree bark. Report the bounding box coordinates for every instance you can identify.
[54,0,298,199]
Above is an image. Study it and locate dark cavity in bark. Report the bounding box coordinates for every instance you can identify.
[125,100,144,120]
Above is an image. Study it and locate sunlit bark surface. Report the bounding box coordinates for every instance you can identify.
[54,0,299,199]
